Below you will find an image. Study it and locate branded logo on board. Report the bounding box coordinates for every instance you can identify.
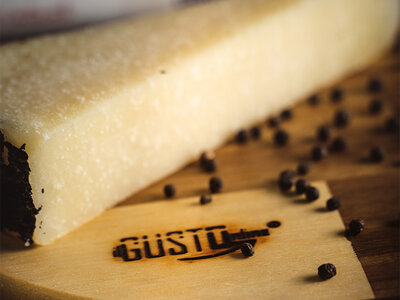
[112,220,281,261]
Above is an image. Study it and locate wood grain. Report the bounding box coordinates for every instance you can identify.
[0,183,374,299]
[0,44,398,300]
[119,49,400,298]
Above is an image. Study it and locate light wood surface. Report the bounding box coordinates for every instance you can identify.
[120,48,399,298]
[1,45,399,299]
[0,183,374,299]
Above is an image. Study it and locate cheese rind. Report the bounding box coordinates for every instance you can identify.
[0,0,398,245]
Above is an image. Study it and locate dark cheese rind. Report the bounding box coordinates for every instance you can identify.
[0,131,39,246]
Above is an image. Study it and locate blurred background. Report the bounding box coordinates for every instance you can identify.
[0,0,211,41]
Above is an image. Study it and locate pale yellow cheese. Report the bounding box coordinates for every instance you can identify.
[0,0,398,245]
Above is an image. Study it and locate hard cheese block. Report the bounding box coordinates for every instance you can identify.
[0,0,398,245]
[0,183,374,299]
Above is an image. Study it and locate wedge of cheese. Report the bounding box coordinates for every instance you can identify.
[0,0,398,245]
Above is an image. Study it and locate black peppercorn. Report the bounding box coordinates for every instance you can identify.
[200,194,212,205]
[267,116,280,127]
[368,99,383,115]
[330,88,344,102]
[295,179,309,195]
[326,197,341,211]
[209,176,223,193]
[385,116,399,132]
[308,94,320,106]
[311,145,328,161]
[280,109,293,120]
[250,126,261,139]
[236,129,249,144]
[305,186,320,201]
[316,125,331,142]
[279,169,296,180]
[240,242,255,257]
[267,221,281,228]
[330,137,347,152]
[204,159,217,172]
[200,151,217,172]
[200,151,215,166]
[370,146,385,162]
[274,129,290,146]
[297,162,310,175]
[164,184,176,198]
[348,219,365,235]
[318,263,337,280]
[367,78,383,93]
[278,176,293,192]
[334,109,351,127]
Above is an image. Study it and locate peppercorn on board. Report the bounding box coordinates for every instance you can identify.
[0,182,374,299]
[116,49,400,298]
[1,45,399,299]
[1,0,399,246]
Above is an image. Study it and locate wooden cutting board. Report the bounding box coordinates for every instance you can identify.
[1,47,399,299]
[0,182,374,299]
[121,49,400,298]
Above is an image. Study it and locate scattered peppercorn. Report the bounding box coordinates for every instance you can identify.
[209,176,223,193]
[280,109,293,120]
[367,78,383,93]
[164,184,176,198]
[200,151,217,172]
[267,221,281,228]
[297,162,310,175]
[318,263,337,280]
[368,99,383,115]
[204,159,217,172]
[305,186,320,201]
[311,145,328,161]
[278,176,293,192]
[267,116,280,127]
[370,146,385,162]
[200,151,215,166]
[250,126,261,139]
[334,109,351,127]
[308,94,320,106]
[348,219,365,235]
[295,179,309,195]
[41,188,44,194]
[385,116,399,133]
[274,129,290,146]
[330,88,344,102]
[240,242,255,257]
[317,125,331,142]
[200,194,212,205]
[326,197,341,211]
[330,137,347,152]
[236,129,249,144]
[279,169,296,179]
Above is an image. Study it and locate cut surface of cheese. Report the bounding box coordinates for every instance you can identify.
[0,0,398,245]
